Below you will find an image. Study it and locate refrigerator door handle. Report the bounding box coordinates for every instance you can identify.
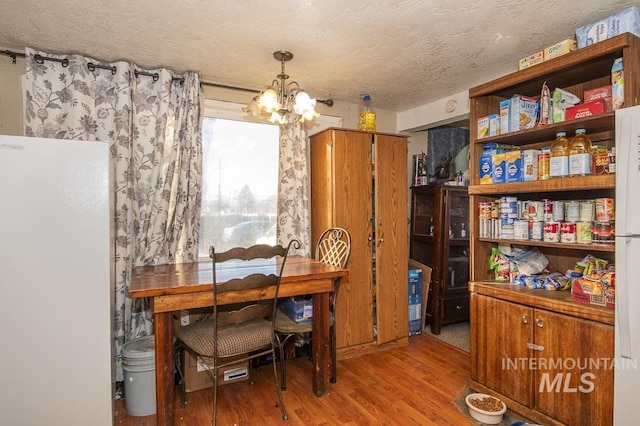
[617,236,632,359]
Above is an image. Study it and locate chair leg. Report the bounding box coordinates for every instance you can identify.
[271,348,288,420]
[212,369,218,426]
[277,333,295,391]
[330,324,337,383]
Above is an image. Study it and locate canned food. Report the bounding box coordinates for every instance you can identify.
[579,200,595,222]
[577,221,593,244]
[528,201,544,222]
[564,201,580,222]
[552,201,565,222]
[560,222,577,243]
[491,201,499,219]
[595,198,615,222]
[543,221,561,242]
[514,220,529,240]
[478,202,493,219]
[543,199,554,222]
[530,221,544,241]
[479,218,492,238]
[492,218,500,238]
[593,221,615,243]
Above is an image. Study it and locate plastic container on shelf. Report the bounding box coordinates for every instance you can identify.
[569,128,593,176]
[358,94,376,132]
[549,131,570,178]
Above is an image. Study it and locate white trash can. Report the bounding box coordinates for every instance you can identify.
[122,335,156,416]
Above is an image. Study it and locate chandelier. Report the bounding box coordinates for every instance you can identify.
[245,51,320,125]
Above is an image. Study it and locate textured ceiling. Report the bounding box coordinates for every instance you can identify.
[0,0,637,112]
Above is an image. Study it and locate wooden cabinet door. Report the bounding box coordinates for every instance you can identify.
[533,310,614,426]
[471,294,533,406]
[374,133,408,344]
[332,130,375,348]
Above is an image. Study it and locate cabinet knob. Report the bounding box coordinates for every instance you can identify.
[536,318,544,328]
[522,315,529,324]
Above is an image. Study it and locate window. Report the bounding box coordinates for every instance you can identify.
[199,103,279,257]
[199,99,343,257]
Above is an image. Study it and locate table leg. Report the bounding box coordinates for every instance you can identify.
[311,291,330,396]
[154,311,174,426]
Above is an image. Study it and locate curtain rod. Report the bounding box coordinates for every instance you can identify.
[2,49,334,106]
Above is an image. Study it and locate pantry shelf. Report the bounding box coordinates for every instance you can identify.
[468,174,615,195]
[477,237,616,252]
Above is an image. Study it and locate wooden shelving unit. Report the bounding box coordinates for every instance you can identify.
[467,33,640,426]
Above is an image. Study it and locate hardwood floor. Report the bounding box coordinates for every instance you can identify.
[114,334,473,425]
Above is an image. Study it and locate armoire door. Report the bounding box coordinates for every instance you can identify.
[332,130,375,348]
[374,133,409,344]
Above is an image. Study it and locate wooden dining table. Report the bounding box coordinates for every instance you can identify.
[129,255,348,426]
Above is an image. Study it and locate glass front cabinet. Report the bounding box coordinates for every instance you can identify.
[410,185,469,334]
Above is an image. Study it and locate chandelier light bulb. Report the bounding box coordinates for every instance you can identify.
[246,51,319,125]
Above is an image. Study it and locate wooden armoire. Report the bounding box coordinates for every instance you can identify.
[310,128,409,355]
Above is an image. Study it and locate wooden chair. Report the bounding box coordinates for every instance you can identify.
[174,241,298,425]
[275,227,351,390]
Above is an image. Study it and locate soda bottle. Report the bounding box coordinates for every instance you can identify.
[358,94,376,132]
[549,131,570,178]
[569,128,593,176]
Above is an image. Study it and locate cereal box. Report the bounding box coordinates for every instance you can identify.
[522,149,541,181]
[510,95,537,132]
[518,51,543,70]
[479,155,493,185]
[543,38,577,61]
[499,100,510,135]
[492,152,506,184]
[612,57,624,110]
[488,114,500,137]
[477,116,489,139]
[576,6,640,48]
[505,150,522,182]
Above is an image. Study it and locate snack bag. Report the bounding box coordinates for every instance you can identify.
[489,247,510,282]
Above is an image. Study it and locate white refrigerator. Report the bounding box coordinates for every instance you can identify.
[0,135,114,425]
[614,105,640,425]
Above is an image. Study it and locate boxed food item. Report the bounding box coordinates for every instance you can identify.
[576,6,640,48]
[518,51,543,70]
[543,38,577,61]
[505,150,522,182]
[488,113,501,137]
[510,95,537,131]
[584,85,613,112]
[479,155,493,184]
[612,57,624,110]
[492,152,506,184]
[551,87,581,123]
[477,116,489,139]
[522,149,541,181]
[564,99,606,120]
[499,100,510,135]
[571,276,615,309]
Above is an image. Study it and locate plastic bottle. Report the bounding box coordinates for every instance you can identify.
[358,94,376,132]
[549,131,570,178]
[569,128,593,176]
[460,223,467,238]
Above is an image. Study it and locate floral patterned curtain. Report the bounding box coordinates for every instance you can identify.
[23,48,202,382]
[277,122,311,257]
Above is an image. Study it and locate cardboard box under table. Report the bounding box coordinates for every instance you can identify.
[173,309,249,392]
